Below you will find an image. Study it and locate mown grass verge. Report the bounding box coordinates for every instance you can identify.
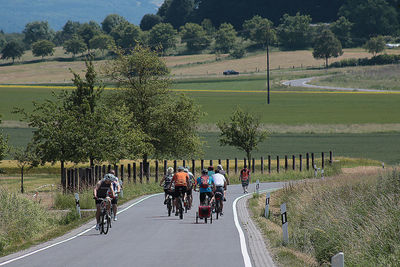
[250,166,400,266]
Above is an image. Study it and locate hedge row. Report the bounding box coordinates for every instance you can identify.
[330,54,400,68]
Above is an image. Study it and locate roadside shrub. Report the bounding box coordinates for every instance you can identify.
[330,54,400,68]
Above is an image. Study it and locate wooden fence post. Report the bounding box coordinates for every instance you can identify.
[292,155,295,171]
[306,153,310,170]
[174,160,177,172]
[139,162,143,184]
[183,159,186,168]
[285,155,288,171]
[261,157,264,174]
[146,163,150,184]
[235,158,238,174]
[210,159,213,167]
[322,152,325,169]
[66,169,71,192]
[277,156,280,173]
[133,162,137,184]
[311,153,315,169]
[226,159,230,175]
[91,166,95,185]
[192,159,196,177]
[244,158,247,168]
[164,160,167,176]
[107,165,111,173]
[218,159,222,165]
[201,159,204,171]
[120,165,124,183]
[102,165,106,177]
[329,150,333,164]
[127,164,131,183]
[268,155,271,174]
[75,168,79,192]
[252,158,255,173]
[155,160,159,183]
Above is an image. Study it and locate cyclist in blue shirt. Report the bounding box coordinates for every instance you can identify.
[195,169,214,205]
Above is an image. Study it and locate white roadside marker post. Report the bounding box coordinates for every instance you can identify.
[281,203,289,245]
[331,252,344,267]
[74,193,81,218]
[256,179,260,195]
[321,169,324,179]
[264,192,270,218]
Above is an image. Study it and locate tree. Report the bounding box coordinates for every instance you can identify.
[242,16,276,47]
[277,13,312,50]
[63,36,87,58]
[23,21,54,46]
[12,145,38,193]
[1,40,25,63]
[149,23,177,53]
[89,34,115,56]
[164,0,195,28]
[364,36,386,56]
[61,20,81,43]
[104,45,203,165]
[313,29,343,68]
[32,40,55,59]
[180,23,211,51]
[77,22,101,50]
[201,19,215,37]
[140,14,163,31]
[0,33,6,50]
[330,16,353,48]
[339,0,399,44]
[215,23,237,53]
[102,14,127,34]
[110,22,142,50]
[217,107,268,171]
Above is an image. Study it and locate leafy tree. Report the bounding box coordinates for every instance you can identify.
[201,19,215,37]
[157,0,172,18]
[78,22,101,50]
[12,145,39,193]
[140,14,163,31]
[61,20,81,42]
[1,40,25,63]
[330,16,353,48]
[0,33,6,50]
[180,23,211,51]
[164,0,195,28]
[230,42,246,58]
[277,13,312,50]
[89,34,115,56]
[215,23,237,53]
[217,107,268,171]
[242,15,276,47]
[102,14,127,34]
[104,45,203,165]
[32,40,55,59]
[149,23,177,53]
[23,21,54,46]
[364,36,386,56]
[313,29,343,68]
[339,0,399,44]
[110,22,142,50]
[63,36,87,58]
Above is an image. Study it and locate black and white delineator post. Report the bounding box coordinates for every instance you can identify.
[256,179,260,195]
[281,203,288,245]
[264,192,271,218]
[74,193,81,218]
[331,252,344,267]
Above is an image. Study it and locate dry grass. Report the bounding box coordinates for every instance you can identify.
[1,48,400,84]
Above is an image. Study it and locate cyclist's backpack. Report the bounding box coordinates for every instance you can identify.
[200,175,210,188]
[241,169,249,181]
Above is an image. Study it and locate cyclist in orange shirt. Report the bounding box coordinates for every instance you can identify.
[170,166,189,216]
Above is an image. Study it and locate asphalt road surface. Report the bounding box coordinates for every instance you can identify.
[0,182,283,267]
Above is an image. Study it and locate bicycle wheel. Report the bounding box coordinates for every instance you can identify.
[178,198,184,219]
[102,211,110,234]
[99,213,105,234]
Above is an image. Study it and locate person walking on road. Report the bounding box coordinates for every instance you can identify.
[240,167,250,193]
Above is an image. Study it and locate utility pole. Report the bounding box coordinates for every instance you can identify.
[266,43,270,104]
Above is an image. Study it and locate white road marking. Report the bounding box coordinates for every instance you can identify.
[0,193,163,266]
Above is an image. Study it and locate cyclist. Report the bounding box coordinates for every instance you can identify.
[169,166,189,216]
[108,170,121,221]
[195,169,214,205]
[207,166,215,177]
[240,167,251,193]
[184,167,195,209]
[94,173,116,230]
[217,164,229,201]
[211,169,227,216]
[159,167,175,204]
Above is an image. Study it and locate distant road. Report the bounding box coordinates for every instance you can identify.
[282,77,397,92]
[0,182,283,267]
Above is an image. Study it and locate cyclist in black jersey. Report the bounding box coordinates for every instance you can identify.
[94,174,116,230]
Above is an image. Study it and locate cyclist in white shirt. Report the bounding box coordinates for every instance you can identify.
[211,169,227,215]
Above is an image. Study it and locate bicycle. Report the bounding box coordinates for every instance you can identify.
[214,191,223,219]
[165,193,173,216]
[175,189,184,220]
[97,197,112,234]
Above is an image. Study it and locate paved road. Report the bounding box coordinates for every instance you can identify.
[282,77,397,92]
[0,182,283,267]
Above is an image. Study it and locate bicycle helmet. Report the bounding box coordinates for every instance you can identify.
[104,173,117,182]
[183,168,189,173]
[201,169,208,175]
[208,166,214,171]
[167,167,174,174]
[217,164,223,171]
[177,166,184,172]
